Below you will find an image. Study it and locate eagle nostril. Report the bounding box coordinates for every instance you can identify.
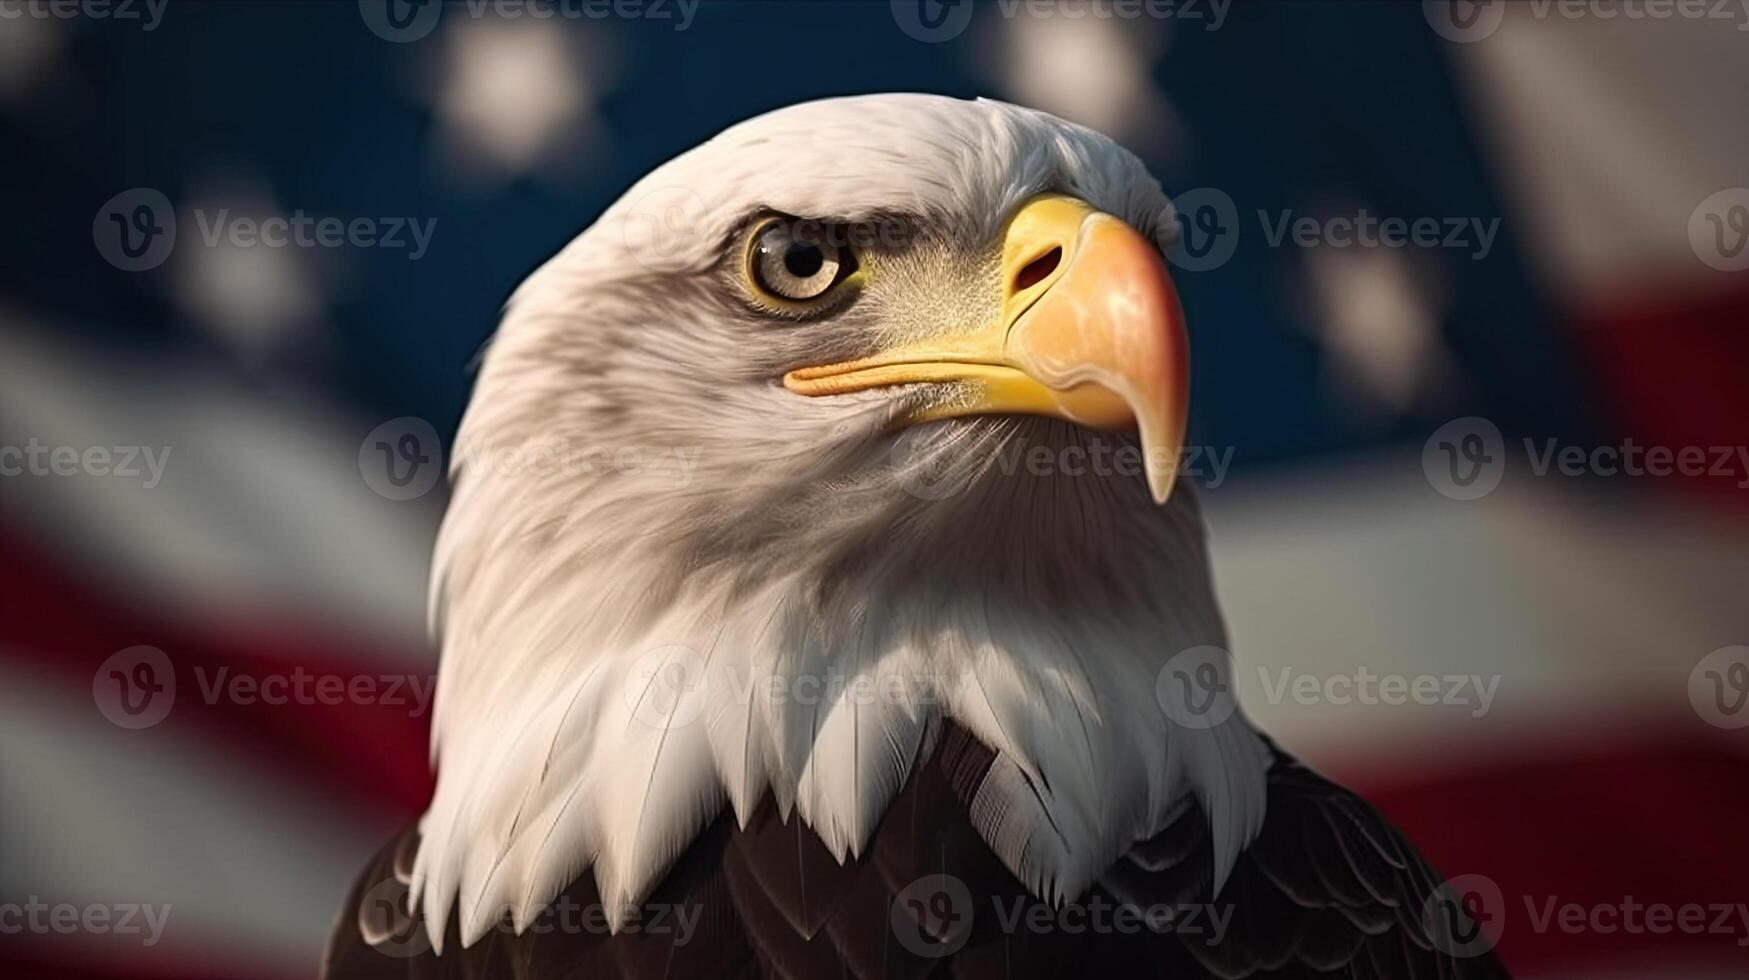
[1013,247,1061,292]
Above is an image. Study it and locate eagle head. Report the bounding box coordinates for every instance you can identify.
[414,93,1266,952]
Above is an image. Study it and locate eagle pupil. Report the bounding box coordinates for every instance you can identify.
[784,244,824,279]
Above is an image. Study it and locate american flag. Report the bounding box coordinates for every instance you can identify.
[2,2,1746,977]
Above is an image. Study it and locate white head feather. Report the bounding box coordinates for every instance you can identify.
[412,93,1268,952]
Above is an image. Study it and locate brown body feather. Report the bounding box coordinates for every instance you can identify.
[323,725,1509,980]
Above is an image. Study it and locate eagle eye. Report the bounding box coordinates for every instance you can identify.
[747,218,856,304]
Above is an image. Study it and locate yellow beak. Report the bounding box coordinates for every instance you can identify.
[782,194,1190,503]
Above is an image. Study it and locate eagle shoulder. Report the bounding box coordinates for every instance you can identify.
[323,729,1509,979]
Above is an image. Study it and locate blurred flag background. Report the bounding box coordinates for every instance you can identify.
[2,1,1746,976]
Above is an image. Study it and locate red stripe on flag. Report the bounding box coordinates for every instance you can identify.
[0,941,295,980]
[8,528,1748,972]
[0,525,433,819]
[1356,728,1749,973]
[1568,274,1749,508]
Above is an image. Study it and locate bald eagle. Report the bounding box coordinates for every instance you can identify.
[323,94,1507,979]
